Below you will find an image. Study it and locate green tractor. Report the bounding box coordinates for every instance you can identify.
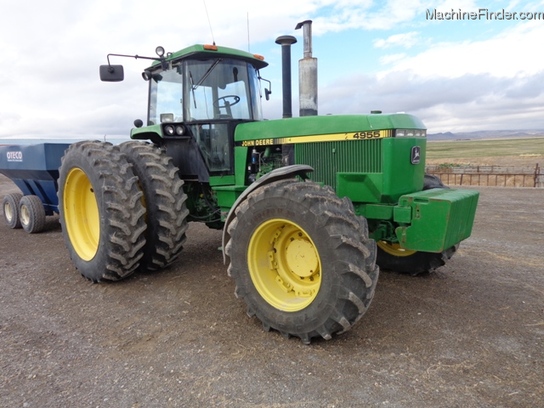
[57,41,478,343]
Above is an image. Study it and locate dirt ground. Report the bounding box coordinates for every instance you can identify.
[1,173,543,408]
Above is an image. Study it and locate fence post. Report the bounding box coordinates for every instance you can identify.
[535,163,541,188]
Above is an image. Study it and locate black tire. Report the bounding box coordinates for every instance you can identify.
[119,141,189,270]
[225,180,379,344]
[58,141,147,282]
[3,192,23,229]
[424,174,449,190]
[376,243,457,275]
[376,173,456,275]
[19,195,46,233]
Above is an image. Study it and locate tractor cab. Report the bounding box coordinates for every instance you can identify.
[100,44,269,180]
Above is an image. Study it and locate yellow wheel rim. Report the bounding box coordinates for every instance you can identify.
[64,168,100,261]
[248,218,321,312]
[377,240,417,257]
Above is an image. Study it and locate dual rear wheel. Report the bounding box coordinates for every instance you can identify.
[57,141,188,282]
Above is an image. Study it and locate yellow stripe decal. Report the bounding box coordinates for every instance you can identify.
[239,130,392,147]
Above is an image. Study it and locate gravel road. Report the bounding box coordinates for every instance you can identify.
[0,174,543,407]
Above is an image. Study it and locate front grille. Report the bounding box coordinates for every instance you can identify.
[295,139,382,189]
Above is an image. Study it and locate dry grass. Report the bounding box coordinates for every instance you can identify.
[426,137,544,167]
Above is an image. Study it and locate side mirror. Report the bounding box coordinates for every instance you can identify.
[259,75,272,101]
[99,65,124,82]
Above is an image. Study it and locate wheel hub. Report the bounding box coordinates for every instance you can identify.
[377,240,417,257]
[20,205,30,226]
[248,218,322,312]
[285,237,318,278]
[4,202,14,223]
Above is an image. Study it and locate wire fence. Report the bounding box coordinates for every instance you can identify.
[426,163,542,188]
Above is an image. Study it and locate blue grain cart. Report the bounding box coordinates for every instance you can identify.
[0,143,71,233]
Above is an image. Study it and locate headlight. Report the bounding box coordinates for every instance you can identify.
[163,124,186,137]
[413,129,426,137]
[175,125,185,136]
[395,129,426,137]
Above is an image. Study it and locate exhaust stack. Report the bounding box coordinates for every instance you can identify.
[275,35,297,119]
[296,20,318,116]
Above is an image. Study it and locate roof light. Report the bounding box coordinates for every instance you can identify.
[253,54,265,61]
[203,44,218,51]
[155,46,165,57]
[141,70,152,81]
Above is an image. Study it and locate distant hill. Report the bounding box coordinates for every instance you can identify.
[428,130,544,141]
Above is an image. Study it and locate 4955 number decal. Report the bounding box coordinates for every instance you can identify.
[351,131,383,140]
[236,129,393,147]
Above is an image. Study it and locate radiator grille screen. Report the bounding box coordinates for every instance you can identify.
[294,139,382,189]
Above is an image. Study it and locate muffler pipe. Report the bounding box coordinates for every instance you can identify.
[296,20,318,117]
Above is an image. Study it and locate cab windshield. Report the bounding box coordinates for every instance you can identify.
[147,58,262,125]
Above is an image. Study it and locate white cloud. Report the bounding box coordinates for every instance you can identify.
[379,53,408,65]
[374,32,419,48]
[311,0,428,32]
[0,0,328,139]
[383,21,544,78]
[319,70,544,132]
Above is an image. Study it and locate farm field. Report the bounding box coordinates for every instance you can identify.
[426,137,544,167]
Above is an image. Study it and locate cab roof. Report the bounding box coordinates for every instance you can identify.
[151,44,268,70]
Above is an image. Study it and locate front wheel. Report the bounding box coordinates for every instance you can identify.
[226,180,379,344]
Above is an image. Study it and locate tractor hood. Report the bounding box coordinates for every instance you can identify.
[234,113,426,144]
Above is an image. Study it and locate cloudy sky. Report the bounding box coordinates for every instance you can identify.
[1,0,543,140]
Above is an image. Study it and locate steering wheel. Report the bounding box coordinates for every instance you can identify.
[214,95,240,109]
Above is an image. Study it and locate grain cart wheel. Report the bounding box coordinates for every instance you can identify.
[119,141,189,270]
[3,192,23,229]
[377,175,455,275]
[19,195,46,233]
[58,141,147,282]
[225,180,379,344]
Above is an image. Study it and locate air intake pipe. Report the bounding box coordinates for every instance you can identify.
[275,35,297,119]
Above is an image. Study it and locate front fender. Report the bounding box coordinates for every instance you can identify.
[221,164,313,264]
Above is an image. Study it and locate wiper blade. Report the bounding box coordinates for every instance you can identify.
[189,71,197,109]
[191,59,222,90]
